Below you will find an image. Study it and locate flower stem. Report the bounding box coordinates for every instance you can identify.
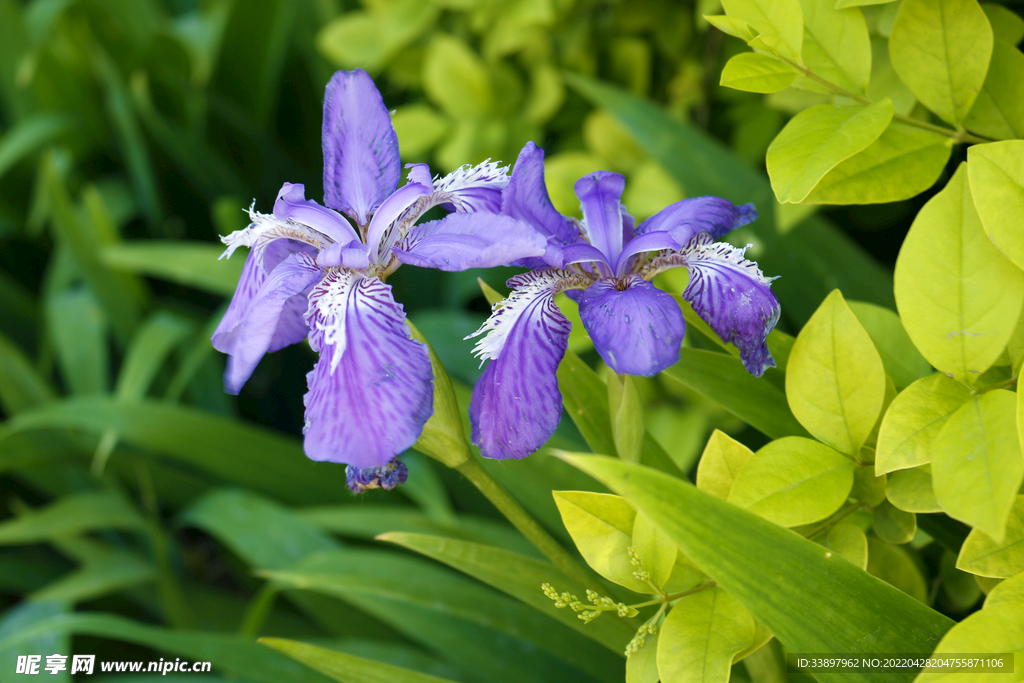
[456,457,599,591]
[629,581,718,609]
[972,376,1018,395]
[239,583,281,637]
[135,462,192,629]
[776,57,993,145]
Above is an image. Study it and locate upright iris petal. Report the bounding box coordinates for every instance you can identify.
[213,69,547,488]
[466,146,780,461]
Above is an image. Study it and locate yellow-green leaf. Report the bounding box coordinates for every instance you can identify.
[720,52,797,93]
[933,392,1024,542]
[889,0,993,126]
[894,164,1024,382]
[981,3,1024,47]
[826,522,868,569]
[656,587,756,683]
[727,436,855,527]
[802,122,951,205]
[873,500,917,544]
[722,0,804,63]
[914,604,1023,682]
[786,289,887,455]
[848,301,932,391]
[852,466,887,506]
[632,512,676,590]
[626,629,659,683]
[767,100,893,203]
[392,105,449,159]
[552,491,648,593]
[956,495,1024,578]
[695,430,755,501]
[876,375,970,474]
[796,0,872,95]
[704,14,758,41]
[984,570,1024,609]
[423,35,493,119]
[886,467,941,513]
[968,140,1024,272]
[963,41,1024,141]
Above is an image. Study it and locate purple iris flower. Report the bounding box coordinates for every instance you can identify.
[212,70,546,490]
[467,143,781,460]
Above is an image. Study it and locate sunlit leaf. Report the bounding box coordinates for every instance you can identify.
[968,140,1024,272]
[260,638,459,683]
[695,430,755,500]
[720,52,796,93]
[656,587,756,683]
[825,522,868,569]
[956,496,1024,578]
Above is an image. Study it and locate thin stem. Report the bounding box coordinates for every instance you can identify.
[136,462,192,629]
[776,56,993,145]
[972,376,1018,395]
[803,503,863,541]
[456,457,600,592]
[239,583,281,637]
[629,581,718,609]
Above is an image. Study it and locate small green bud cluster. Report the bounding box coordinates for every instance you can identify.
[625,621,659,657]
[541,583,638,624]
[628,546,650,583]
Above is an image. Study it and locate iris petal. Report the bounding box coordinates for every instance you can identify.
[578,275,685,376]
[467,270,575,459]
[322,70,401,225]
[212,252,323,394]
[575,171,626,267]
[636,196,757,246]
[502,143,578,258]
[303,270,433,467]
[680,234,779,376]
[394,213,547,271]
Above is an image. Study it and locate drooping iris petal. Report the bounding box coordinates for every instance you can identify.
[393,213,546,271]
[680,233,779,376]
[273,183,360,245]
[577,275,685,376]
[636,196,757,246]
[613,230,681,276]
[575,171,626,266]
[322,69,401,225]
[303,270,433,468]
[501,143,578,252]
[213,252,323,394]
[467,270,575,459]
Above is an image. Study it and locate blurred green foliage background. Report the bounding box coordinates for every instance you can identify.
[0,0,959,680]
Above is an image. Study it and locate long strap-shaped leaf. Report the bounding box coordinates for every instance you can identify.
[558,454,954,683]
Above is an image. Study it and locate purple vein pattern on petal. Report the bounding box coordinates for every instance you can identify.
[575,171,626,265]
[433,160,510,213]
[213,252,323,394]
[274,183,360,245]
[636,196,757,246]
[322,70,401,225]
[614,230,681,276]
[303,270,433,468]
[365,181,432,262]
[467,270,574,460]
[502,143,578,249]
[393,213,546,272]
[578,275,685,376]
[681,234,779,376]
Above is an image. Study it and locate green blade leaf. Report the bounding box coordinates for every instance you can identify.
[727,436,855,527]
[801,122,951,206]
[100,241,243,297]
[0,490,145,545]
[963,41,1024,141]
[556,453,954,683]
[967,140,1024,272]
[894,164,1024,382]
[116,311,196,399]
[956,495,1024,578]
[0,398,348,504]
[263,549,609,683]
[0,612,334,683]
[888,0,993,126]
[0,330,56,415]
[378,531,634,656]
[0,114,69,180]
[45,287,110,395]
[0,602,71,683]
[786,290,886,455]
[663,349,810,440]
[720,52,796,93]
[656,587,756,683]
[767,100,893,204]
[876,374,970,474]
[932,391,1023,542]
[31,550,156,604]
[260,638,459,683]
